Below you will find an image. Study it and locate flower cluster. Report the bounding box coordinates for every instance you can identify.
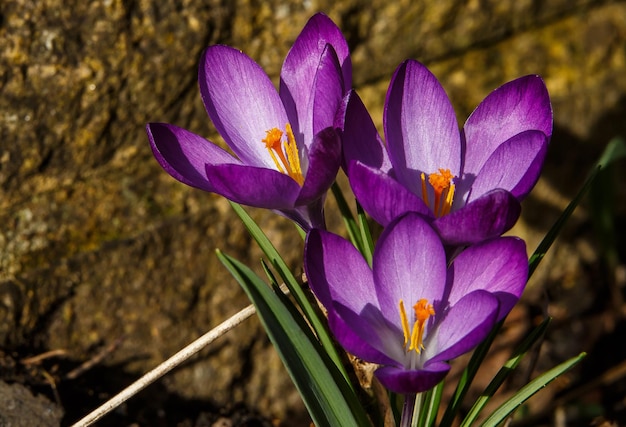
[147,13,552,397]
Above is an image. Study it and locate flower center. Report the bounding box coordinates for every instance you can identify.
[399,298,435,354]
[262,124,304,186]
[420,168,456,217]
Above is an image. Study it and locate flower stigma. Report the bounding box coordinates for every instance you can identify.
[420,168,456,217]
[262,123,304,185]
[399,298,435,354]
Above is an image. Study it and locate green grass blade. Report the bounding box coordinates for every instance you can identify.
[229,202,350,382]
[459,317,551,427]
[529,137,626,277]
[424,380,443,427]
[438,321,502,427]
[481,352,586,427]
[415,380,443,427]
[331,182,365,251]
[356,203,374,266]
[217,250,371,427]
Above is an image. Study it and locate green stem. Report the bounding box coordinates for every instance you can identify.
[400,394,416,427]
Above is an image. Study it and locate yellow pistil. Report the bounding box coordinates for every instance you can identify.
[399,298,435,354]
[420,168,456,217]
[262,123,304,186]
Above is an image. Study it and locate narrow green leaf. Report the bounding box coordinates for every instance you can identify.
[590,137,625,301]
[424,380,444,427]
[438,321,502,427]
[481,352,586,427]
[597,136,626,166]
[416,383,442,427]
[260,259,280,288]
[529,137,626,277]
[331,182,365,251]
[228,202,350,382]
[357,203,374,266]
[459,317,552,427]
[217,250,371,427]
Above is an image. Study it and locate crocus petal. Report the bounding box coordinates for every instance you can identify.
[462,75,552,177]
[147,123,240,192]
[280,13,351,138]
[375,361,450,394]
[447,237,528,320]
[200,45,289,168]
[433,190,521,246]
[384,60,461,192]
[426,290,499,364]
[304,229,376,310]
[277,199,325,231]
[349,162,431,226]
[341,91,392,174]
[296,127,341,205]
[204,163,299,209]
[332,302,404,366]
[310,46,345,144]
[374,214,448,325]
[467,130,549,203]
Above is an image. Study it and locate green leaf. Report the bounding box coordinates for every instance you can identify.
[357,203,374,266]
[331,182,365,252]
[423,381,444,427]
[529,137,626,277]
[481,352,586,427]
[414,381,443,427]
[217,250,371,427]
[590,137,625,303]
[438,321,502,427]
[228,202,350,382]
[459,317,552,427]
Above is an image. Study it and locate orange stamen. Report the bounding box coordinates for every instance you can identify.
[399,298,435,354]
[420,168,456,217]
[262,124,304,185]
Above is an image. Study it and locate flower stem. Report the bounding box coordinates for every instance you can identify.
[412,392,424,427]
[400,394,416,427]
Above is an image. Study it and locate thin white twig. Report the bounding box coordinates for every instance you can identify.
[70,304,256,427]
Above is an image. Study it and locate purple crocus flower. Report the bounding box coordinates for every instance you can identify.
[305,213,528,394]
[342,60,552,245]
[147,13,351,230]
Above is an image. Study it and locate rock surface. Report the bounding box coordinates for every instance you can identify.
[1,0,625,425]
[0,380,63,427]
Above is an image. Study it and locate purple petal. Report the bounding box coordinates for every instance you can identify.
[349,162,431,226]
[310,46,345,142]
[296,127,341,205]
[277,199,326,231]
[384,60,461,192]
[328,311,396,365]
[199,45,288,168]
[467,130,549,203]
[204,163,299,209]
[375,361,450,394]
[462,75,552,177]
[341,91,392,174]
[426,290,499,364]
[332,303,404,365]
[374,214,448,327]
[304,229,376,310]
[447,237,528,320]
[280,13,351,138]
[147,123,239,192]
[432,190,521,246]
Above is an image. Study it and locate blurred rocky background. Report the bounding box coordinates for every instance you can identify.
[1,0,625,426]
